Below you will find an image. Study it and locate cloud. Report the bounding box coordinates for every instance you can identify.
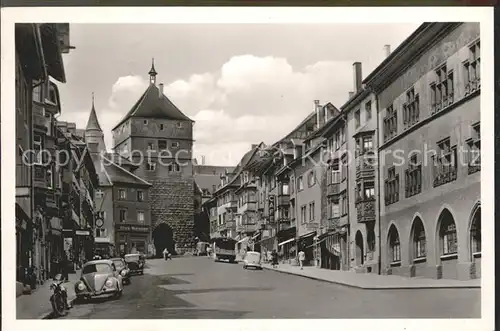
[61,55,355,166]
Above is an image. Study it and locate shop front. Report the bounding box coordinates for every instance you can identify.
[94,237,115,258]
[298,231,316,266]
[16,203,32,284]
[319,226,349,271]
[277,227,296,263]
[47,217,64,278]
[115,223,150,256]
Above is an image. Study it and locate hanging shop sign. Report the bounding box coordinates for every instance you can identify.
[96,218,104,228]
[268,195,275,223]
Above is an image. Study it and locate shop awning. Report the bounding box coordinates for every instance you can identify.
[299,231,316,239]
[251,232,261,240]
[237,237,249,244]
[305,237,328,249]
[278,238,295,246]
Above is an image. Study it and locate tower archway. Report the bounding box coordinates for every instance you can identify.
[152,223,175,257]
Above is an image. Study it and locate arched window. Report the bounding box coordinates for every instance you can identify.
[388,225,401,263]
[412,218,426,260]
[471,207,481,256]
[439,210,457,256]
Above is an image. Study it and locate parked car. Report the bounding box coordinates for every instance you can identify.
[110,258,131,285]
[74,260,123,301]
[124,253,145,275]
[242,251,262,270]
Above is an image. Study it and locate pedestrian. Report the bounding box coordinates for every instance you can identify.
[298,248,305,270]
[61,252,69,282]
[163,248,168,260]
[271,249,278,268]
[206,246,212,258]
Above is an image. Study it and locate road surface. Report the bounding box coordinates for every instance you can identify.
[62,256,480,319]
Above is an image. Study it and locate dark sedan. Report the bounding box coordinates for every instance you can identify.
[124,254,145,275]
[110,258,131,284]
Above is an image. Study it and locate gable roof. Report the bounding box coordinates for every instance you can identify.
[92,153,151,187]
[112,83,193,131]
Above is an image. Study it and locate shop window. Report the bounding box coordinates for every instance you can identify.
[412,218,426,260]
[439,209,457,257]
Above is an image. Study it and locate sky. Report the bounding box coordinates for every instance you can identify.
[57,23,421,166]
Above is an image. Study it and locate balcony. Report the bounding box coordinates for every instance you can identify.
[327,183,340,197]
[239,201,257,213]
[356,155,375,180]
[433,168,458,188]
[237,223,258,233]
[33,164,47,188]
[277,194,290,207]
[326,216,340,230]
[356,199,376,223]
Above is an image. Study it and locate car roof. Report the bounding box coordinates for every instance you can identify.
[83,259,113,267]
[245,251,261,255]
[125,253,141,256]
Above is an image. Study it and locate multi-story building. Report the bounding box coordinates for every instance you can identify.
[340,62,381,274]
[194,163,235,242]
[83,98,153,257]
[57,122,99,270]
[364,22,481,280]
[111,61,195,255]
[15,23,72,289]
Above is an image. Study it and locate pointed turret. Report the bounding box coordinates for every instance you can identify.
[85,92,106,152]
[149,58,157,85]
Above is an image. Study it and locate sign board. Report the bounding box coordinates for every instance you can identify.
[268,195,275,223]
[75,230,90,236]
[116,224,149,233]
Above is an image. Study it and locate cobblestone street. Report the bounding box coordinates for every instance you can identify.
[61,257,480,319]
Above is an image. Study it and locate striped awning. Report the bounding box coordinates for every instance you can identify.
[278,238,295,246]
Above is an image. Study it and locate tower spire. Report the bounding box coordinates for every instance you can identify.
[92,92,95,110]
[86,92,102,132]
[149,58,157,85]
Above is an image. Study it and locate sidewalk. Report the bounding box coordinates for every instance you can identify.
[16,273,79,319]
[261,263,481,289]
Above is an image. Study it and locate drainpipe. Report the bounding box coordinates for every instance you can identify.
[374,91,382,275]
[344,112,350,270]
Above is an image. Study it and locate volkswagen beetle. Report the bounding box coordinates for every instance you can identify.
[124,253,145,275]
[74,260,123,301]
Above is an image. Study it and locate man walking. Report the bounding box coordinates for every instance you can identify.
[298,248,305,270]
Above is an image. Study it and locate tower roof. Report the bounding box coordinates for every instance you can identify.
[85,92,103,132]
[112,80,193,131]
[148,58,157,77]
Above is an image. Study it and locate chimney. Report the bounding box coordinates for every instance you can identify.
[314,100,321,129]
[201,155,206,165]
[353,62,362,93]
[348,91,354,99]
[384,45,391,58]
[158,83,164,97]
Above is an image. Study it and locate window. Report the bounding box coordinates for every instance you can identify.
[363,136,373,154]
[365,101,372,121]
[280,183,289,195]
[307,171,316,187]
[405,153,422,198]
[177,122,183,129]
[403,87,420,128]
[309,202,315,222]
[341,159,347,182]
[119,209,127,223]
[329,198,340,218]
[34,134,43,164]
[137,190,144,202]
[363,182,375,200]
[160,124,164,130]
[355,109,361,128]
[413,219,426,260]
[471,208,481,255]
[171,142,179,148]
[464,40,480,94]
[96,228,107,238]
[467,122,480,174]
[385,166,399,205]
[137,211,145,224]
[383,105,397,142]
[389,226,401,264]
[146,161,156,171]
[119,189,126,200]
[33,84,43,102]
[147,142,154,151]
[290,176,295,194]
[300,206,307,224]
[340,191,347,216]
[168,162,181,172]
[433,137,457,187]
[46,166,54,189]
[433,64,454,113]
[329,161,341,184]
[441,220,457,256]
[298,176,304,191]
[144,120,148,125]
[158,140,167,150]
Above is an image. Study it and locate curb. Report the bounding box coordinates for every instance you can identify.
[262,267,481,290]
[39,296,76,319]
